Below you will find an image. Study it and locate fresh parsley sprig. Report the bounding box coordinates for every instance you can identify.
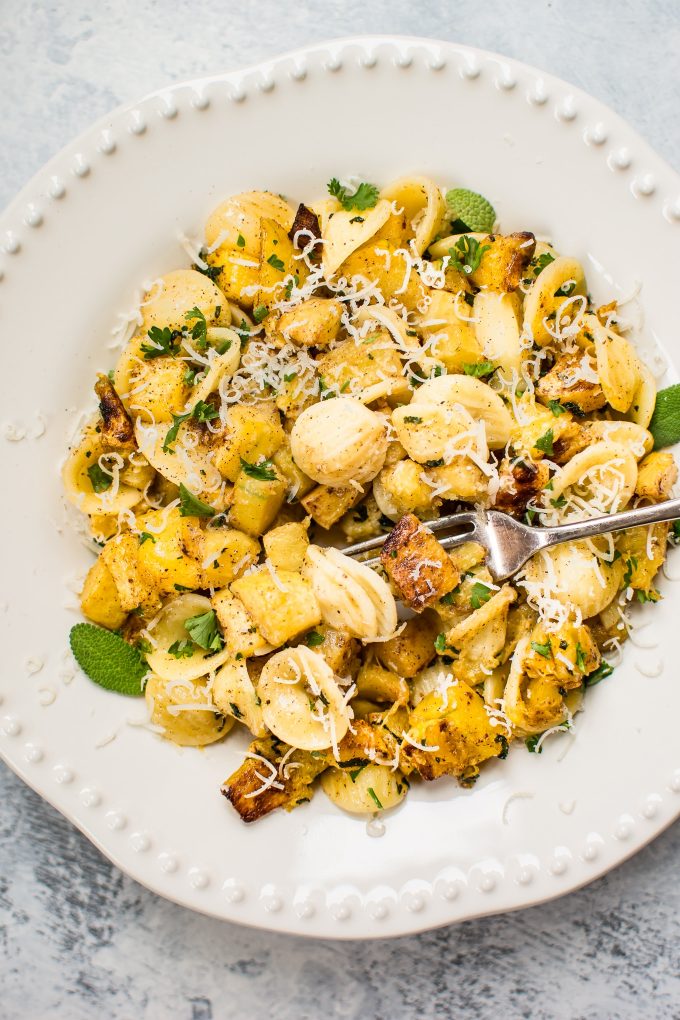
[141,326,179,360]
[327,178,379,212]
[448,235,490,276]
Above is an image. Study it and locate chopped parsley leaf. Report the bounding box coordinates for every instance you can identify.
[236,233,245,248]
[531,639,552,659]
[178,483,216,518]
[185,609,223,652]
[240,457,277,481]
[168,639,194,659]
[469,582,492,610]
[253,304,269,323]
[547,399,567,417]
[267,253,285,272]
[87,463,112,493]
[327,178,379,211]
[463,361,496,378]
[367,787,384,811]
[305,631,324,647]
[138,532,156,545]
[186,306,208,349]
[584,660,614,687]
[534,428,554,456]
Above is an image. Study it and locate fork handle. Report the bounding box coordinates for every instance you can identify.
[537,496,680,551]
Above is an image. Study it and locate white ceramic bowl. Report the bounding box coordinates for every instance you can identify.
[1,36,679,939]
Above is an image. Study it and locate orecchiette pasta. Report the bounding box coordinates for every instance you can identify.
[144,594,230,681]
[290,397,388,486]
[303,545,398,641]
[66,173,676,825]
[258,646,351,751]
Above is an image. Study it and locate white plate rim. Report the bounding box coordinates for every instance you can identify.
[1,34,679,939]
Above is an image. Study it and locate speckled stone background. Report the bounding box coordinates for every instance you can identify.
[2,3,680,1018]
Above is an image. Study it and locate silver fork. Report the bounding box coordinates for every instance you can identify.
[342,498,680,582]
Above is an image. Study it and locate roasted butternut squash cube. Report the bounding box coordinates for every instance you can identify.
[316,331,409,400]
[300,484,363,530]
[100,533,161,613]
[80,556,127,630]
[272,442,316,499]
[212,402,285,482]
[222,736,328,822]
[231,568,321,647]
[263,521,309,571]
[308,624,360,677]
[635,452,678,503]
[375,609,440,677]
[536,352,606,414]
[400,681,503,780]
[136,508,203,593]
[278,297,342,348]
[229,468,287,537]
[381,513,459,611]
[469,232,536,292]
[255,217,307,309]
[493,458,550,516]
[201,527,260,587]
[417,290,480,371]
[211,590,272,658]
[128,356,190,423]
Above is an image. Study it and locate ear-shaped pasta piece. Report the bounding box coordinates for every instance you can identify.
[410,665,456,707]
[503,637,568,735]
[626,361,657,429]
[134,420,223,505]
[354,305,438,375]
[114,271,230,398]
[62,422,144,514]
[212,658,268,738]
[145,673,233,747]
[392,402,480,465]
[587,421,652,459]
[522,256,587,347]
[416,374,512,449]
[473,291,522,377]
[321,763,406,814]
[550,441,638,513]
[190,335,242,405]
[521,542,624,620]
[144,593,230,681]
[141,270,229,334]
[303,546,398,641]
[257,646,351,751]
[593,322,640,412]
[290,398,388,487]
[322,199,393,276]
[204,191,296,257]
[380,176,447,255]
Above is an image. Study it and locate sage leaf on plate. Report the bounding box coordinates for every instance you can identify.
[445,188,496,233]
[648,384,680,450]
[69,623,147,695]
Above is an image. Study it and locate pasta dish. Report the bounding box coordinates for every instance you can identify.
[63,176,678,822]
